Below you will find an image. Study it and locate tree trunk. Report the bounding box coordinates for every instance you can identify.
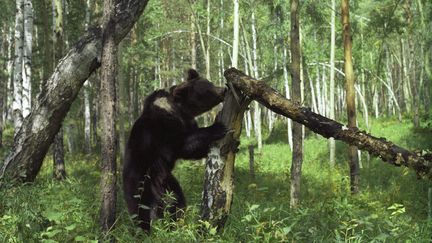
[52,0,66,180]
[248,145,255,179]
[224,68,432,179]
[13,0,24,134]
[200,0,244,228]
[53,128,66,180]
[22,0,32,118]
[283,46,293,150]
[99,0,118,237]
[329,0,336,168]
[231,0,239,68]
[289,0,303,208]
[190,10,197,70]
[83,0,92,153]
[6,26,14,123]
[0,0,150,183]
[251,9,262,152]
[201,88,250,229]
[342,0,360,194]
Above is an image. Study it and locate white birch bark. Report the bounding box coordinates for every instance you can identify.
[22,0,32,119]
[251,10,262,151]
[13,0,24,133]
[231,0,239,68]
[283,46,292,150]
[83,0,91,152]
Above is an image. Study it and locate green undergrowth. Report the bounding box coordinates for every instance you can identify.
[1,118,432,242]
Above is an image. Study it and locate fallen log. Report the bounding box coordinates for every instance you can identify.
[224,67,432,179]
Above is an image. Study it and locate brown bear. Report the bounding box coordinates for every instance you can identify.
[122,69,227,232]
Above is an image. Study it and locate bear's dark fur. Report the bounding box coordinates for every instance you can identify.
[122,69,227,232]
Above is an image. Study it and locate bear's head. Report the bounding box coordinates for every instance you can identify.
[171,69,226,117]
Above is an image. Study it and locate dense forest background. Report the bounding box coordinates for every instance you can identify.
[0,0,431,242]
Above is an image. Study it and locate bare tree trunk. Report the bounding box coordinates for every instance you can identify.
[6,26,14,123]
[231,0,239,68]
[201,89,250,229]
[99,0,118,238]
[342,0,360,194]
[52,0,66,180]
[289,0,303,208]
[190,11,197,70]
[248,145,255,179]
[83,0,92,153]
[53,129,66,180]
[224,68,432,178]
[251,9,262,152]
[0,0,150,183]
[283,47,293,150]
[13,0,24,134]
[22,0,32,118]
[329,0,336,168]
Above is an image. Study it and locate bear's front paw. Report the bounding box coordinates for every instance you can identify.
[209,122,227,140]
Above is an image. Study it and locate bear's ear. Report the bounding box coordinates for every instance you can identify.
[186,69,200,81]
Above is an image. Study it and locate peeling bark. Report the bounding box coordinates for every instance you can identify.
[201,88,250,229]
[0,0,150,183]
[224,68,432,179]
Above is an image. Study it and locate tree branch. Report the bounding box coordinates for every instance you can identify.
[224,68,432,179]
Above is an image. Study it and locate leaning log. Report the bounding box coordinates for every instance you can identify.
[0,0,150,183]
[224,68,432,179]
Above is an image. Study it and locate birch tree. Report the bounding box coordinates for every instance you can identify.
[329,0,336,167]
[22,0,32,118]
[290,0,303,208]
[83,0,92,153]
[251,6,262,151]
[12,0,24,133]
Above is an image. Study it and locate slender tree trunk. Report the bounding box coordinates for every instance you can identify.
[342,0,360,194]
[52,0,66,180]
[13,0,24,134]
[231,0,239,68]
[53,129,66,180]
[248,145,255,178]
[329,0,336,167]
[283,46,293,150]
[205,0,211,80]
[99,0,118,238]
[289,0,303,208]
[6,26,14,122]
[22,0,32,118]
[404,0,419,128]
[0,0,150,183]
[190,11,197,70]
[83,0,92,153]
[251,9,262,152]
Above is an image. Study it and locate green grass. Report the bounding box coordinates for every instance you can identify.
[1,118,431,242]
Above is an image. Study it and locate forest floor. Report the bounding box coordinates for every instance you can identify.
[1,117,432,242]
